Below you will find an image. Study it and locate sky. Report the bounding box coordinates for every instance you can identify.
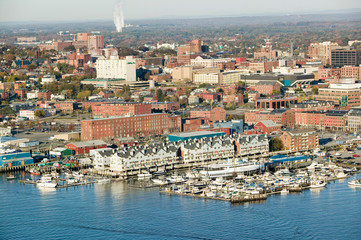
[0,0,360,23]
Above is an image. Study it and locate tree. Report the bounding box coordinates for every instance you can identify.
[311,86,318,95]
[35,110,45,118]
[68,123,75,131]
[27,121,33,129]
[269,137,284,152]
[272,89,281,95]
[156,89,165,102]
[77,90,91,100]
[19,122,25,130]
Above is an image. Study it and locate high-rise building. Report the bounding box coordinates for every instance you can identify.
[331,49,360,67]
[88,35,104,50]
[96,56,136,82]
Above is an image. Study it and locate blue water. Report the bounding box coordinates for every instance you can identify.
[0,173,360,240]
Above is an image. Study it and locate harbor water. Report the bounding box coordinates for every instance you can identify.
[0,173,360,240]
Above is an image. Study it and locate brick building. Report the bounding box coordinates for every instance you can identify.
[54,102,78,113]
[190,106,226,124]
[222,94,244,106]
[256,96,298,109]
[315,87,361,107]
[254,81,281,95]
[92,103,152,118]
[245,109,295,127]
[280,130,319,151]
[65,140,107,155]
[151,102,180,112]
[38,90,52,101]
[81,113,181,141]
[295,110,348,131]
[254,120,282,134]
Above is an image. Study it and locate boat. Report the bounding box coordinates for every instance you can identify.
[336,171,348,179]
[7,175,16,181]
[138,171,152,179]
[166,176,185,183]
[280,188,289,194]
[37,176,57,188]
[199,159,262,178]
[96,178,111,184]
[152,179,168,186]
[310,180,327,188]
[30,168,40,175]
[153,170,167,176]
[348,179,361,187]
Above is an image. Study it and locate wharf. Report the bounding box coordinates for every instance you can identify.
[19,179,96,188]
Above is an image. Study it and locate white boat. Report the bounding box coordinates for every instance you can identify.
[310,181,327,188]
[73,172,84,178]
[166,176,185,183]
[37,176,57,188]
[280,188,289,194]
[97,178,111,184]
[348,179,361,187]
[336,172,348,179]
[152,179,168,186]
[7,175,16,181]
[138,171,152,179]
[199,159,262,178]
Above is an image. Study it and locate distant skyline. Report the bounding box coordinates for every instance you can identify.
[0,0,360,23]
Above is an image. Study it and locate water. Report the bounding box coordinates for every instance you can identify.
[1,173,360,240]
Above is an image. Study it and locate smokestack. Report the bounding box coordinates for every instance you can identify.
[113,0,125,32]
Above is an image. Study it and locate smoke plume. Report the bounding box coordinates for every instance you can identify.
[113,0,125,32]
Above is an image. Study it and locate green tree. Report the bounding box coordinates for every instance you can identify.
[35,109,45,117]
[269,137,284,152]
[156,89,165,102]
[77,90,91,100]
[272,89,281,95]
[311,86,318,95]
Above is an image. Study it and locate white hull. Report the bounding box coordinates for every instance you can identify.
[348,180,361,187]
[37,182,57,188]
[200,164,261,178]
[152,179,168,185]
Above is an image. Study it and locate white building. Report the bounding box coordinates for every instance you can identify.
[27,90,38,100]
[96,56,136,82]
[191,56,231,68]
[41,74,57,84]
[194,73,220,85]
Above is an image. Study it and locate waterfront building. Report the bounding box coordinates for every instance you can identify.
[81,113,181,141]
[0,149,33,167]
[65,140,107,155]
[280,130,319,151]
[93,133,268,172]
[168,131,226,142]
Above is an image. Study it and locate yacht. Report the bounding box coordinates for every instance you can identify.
[96,178,111,184]
[152,179,168,186]
[348,179,361,187]
[37,176,57,188]
[310,180,327,188]
[166,176,185,183]
[199,159,262,178]
[7,174,16,181]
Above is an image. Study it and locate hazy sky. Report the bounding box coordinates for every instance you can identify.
[0,0,360,22]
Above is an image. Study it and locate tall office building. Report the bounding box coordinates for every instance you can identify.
[96,56,136,82]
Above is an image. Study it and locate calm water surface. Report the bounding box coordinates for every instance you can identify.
[0,173,360,240]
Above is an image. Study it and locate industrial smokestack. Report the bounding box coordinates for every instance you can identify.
[113,0,125,32]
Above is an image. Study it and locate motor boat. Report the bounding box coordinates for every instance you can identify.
[166,176,185,183]
[199,159,262,178]
[6,174,16,181]
[152,179,168,186]
[310,180,327,188]
[37,176,57,188]
[280,188,289,194]
[348,179,361,187]
[96,178,111,184]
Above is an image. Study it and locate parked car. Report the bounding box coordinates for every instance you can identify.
[352,154,360,157]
